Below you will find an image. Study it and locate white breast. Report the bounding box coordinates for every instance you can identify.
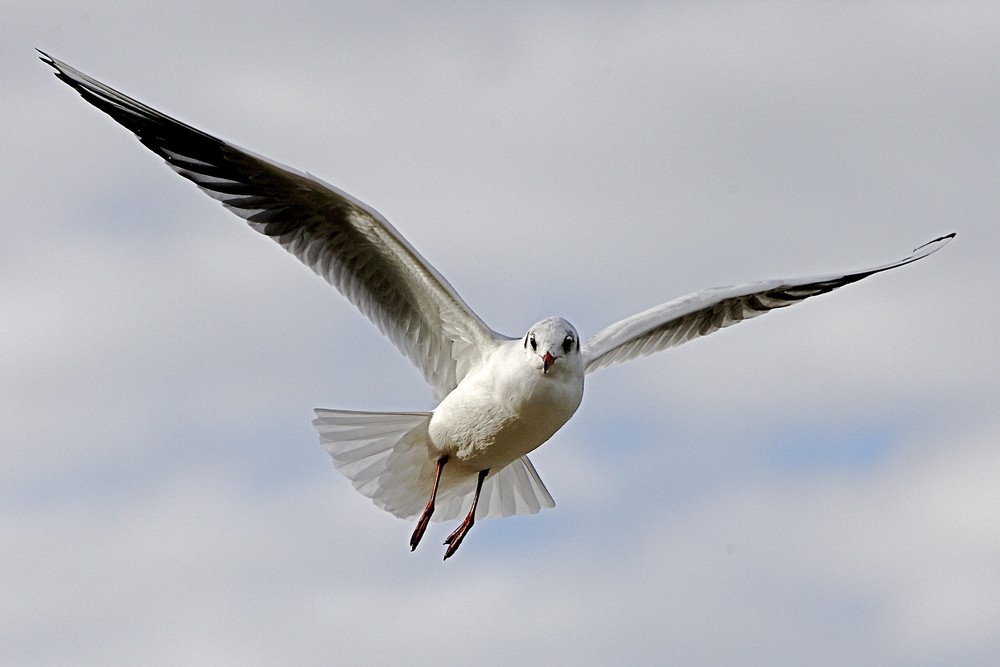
[428,341,584,472]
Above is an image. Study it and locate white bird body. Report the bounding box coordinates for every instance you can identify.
[41,51,954,558]
[429,318,585,472]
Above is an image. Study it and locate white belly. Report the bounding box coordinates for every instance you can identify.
[428,347,584,472]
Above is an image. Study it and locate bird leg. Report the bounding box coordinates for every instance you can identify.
[410,455,448,551]
[443,468,489,560]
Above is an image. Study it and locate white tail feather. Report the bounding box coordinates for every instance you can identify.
[313,408,555,521]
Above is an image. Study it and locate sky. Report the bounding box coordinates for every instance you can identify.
[3,2,999,665]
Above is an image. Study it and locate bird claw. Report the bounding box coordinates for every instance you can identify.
[443,519,473,560]
[410,512,432,551]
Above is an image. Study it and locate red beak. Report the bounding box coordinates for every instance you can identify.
[542,351,557,373]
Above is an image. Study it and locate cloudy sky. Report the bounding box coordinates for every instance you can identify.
[4,2,999,665]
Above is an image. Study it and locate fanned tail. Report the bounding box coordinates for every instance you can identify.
[477,456,555,518]
[313,409,555,521]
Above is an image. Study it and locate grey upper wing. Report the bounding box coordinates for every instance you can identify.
[41,52,506,399]
[582,234,954,373]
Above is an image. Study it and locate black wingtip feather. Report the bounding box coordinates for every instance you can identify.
[913,232,957,253]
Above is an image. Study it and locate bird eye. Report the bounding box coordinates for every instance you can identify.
[528,335,537,351]
[562,335,575,354]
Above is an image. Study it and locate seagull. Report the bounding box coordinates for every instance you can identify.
[40,51,954,559]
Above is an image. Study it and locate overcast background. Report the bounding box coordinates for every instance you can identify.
[4,2,998,665]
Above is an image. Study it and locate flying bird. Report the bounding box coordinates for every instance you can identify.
[40,51,954,559]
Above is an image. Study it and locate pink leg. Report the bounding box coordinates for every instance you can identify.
[410,455,448,551]
[443,468,489,560]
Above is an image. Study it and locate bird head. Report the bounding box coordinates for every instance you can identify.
[523,317,582,374]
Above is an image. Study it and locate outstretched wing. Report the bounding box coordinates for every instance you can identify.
[41,51,506,399]
[582,234,954,373]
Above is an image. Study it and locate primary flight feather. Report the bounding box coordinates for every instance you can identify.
[41,51,954,559]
